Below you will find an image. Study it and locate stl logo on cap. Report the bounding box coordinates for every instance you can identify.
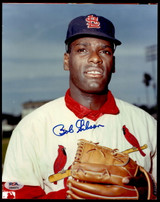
[85,15,100,29]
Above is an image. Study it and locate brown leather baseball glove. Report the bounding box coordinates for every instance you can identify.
[66,139,156,200]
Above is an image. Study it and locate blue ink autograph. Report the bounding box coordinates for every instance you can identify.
[52,119,104,136]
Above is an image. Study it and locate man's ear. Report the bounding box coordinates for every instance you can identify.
[64,53,70,71]
[112,56,115,73]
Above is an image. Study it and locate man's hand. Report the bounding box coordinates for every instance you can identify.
[122,173,152,200]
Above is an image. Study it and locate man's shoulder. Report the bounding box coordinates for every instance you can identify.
[115,98,154,119]
[115,98,139,110]
[18,96,66,125]
[40,96,65,109]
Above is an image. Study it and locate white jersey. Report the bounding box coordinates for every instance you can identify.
[2,96,157,194]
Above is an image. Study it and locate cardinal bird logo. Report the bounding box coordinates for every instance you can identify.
[53,145,67,184]
[122,125,146,157]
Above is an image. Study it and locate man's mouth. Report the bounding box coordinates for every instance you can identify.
[84,69,103,78]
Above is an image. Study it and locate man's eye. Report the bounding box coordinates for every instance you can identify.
[77,48,87,53]
[100,50,112,55]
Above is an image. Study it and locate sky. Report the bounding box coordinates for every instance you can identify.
[2,3,157,115]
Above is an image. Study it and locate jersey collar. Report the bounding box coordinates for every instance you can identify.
[65,89,119,121]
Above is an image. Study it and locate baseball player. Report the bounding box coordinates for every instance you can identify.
[2,14,157,199]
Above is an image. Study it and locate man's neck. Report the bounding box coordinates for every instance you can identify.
[69,87,108,111]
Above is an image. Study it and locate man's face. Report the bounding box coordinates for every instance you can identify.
[64,37,115,94]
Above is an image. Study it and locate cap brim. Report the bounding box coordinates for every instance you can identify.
[65,32,121,46]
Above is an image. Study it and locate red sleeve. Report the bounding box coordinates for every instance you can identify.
[2,182,68,199]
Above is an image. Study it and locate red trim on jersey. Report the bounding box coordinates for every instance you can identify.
[2,182,67,199]
[65,89,119,121]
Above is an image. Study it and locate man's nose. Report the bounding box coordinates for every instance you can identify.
[88,51,103,64]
